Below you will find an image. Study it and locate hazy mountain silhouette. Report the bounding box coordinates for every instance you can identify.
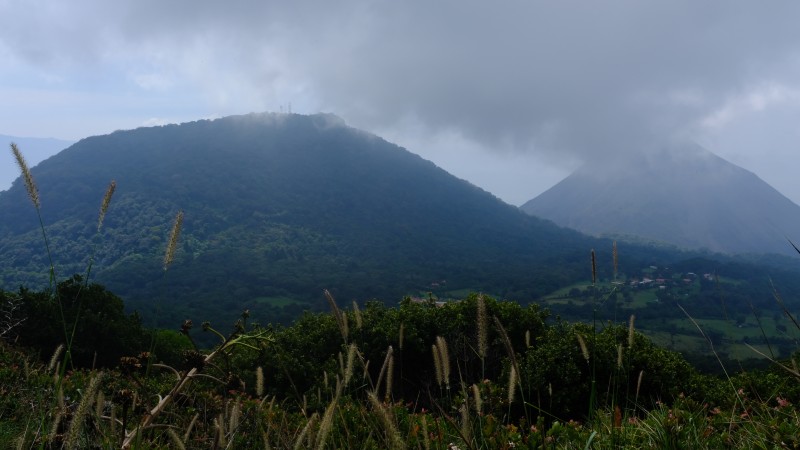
[1,134,73,191]
[2,113,596,327]
[521,142,800,255]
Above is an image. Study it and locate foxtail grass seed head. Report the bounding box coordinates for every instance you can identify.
[376,346,394,395]
[48,344,64,374]
[214,414,227,448]
[525,329,531,348]
[436,336,451,387]
[95,391,105,419]
[315,397,338,450]
[228,400,241,435]
[368,392,404,450]
[352,300,362,330]
[343,343,356,388]
[385,352,394,401]
[432,344,443,387]
[97,180,116,231]
[591,249,597,285]
[256,366,264,397]
[167,429,187,450]
[459,402,471,443]
[472,384,482,415]
[57,384,65,409]
[65,371,104,450]
[53,362,61,384]
[163,210,184,271]
[636,370,644,402]
[184,413,199,443]
[507,365,517,403]
[493,316,520,381]
[50,387,65,441]
[617,344,623,369]
[50,408,64,445]
[576,334,590,364]
[293,413,318,450]
[11,143,40,209]
[362,360,370,381]
[477,294,488,358]
[628,314,636,348]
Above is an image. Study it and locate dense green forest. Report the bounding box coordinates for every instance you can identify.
[0,113,602,330]
[5,113,798,342]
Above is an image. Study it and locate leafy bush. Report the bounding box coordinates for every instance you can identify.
[10,275,149,368]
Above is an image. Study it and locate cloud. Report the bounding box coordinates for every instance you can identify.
[3,1,800,202]
[701,83,800,129]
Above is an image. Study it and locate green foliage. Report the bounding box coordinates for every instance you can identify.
[255,294,550,411]
[9,275,149,368]
[151,328,195,368]
[1,286,799,448]
[232,292,727,430]
[1,113,603,331]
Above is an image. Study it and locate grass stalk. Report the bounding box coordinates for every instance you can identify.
[368,392,404,449]
[476,294,488,379]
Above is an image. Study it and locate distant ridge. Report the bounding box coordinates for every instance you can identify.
[1,134,73,191]
[521,142,800,256]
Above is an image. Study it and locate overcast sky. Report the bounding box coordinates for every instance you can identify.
[2,1,800,206]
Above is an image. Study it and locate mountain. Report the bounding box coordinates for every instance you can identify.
[520,142,800,256]
[1,134,73,191]
[1,113,597,328]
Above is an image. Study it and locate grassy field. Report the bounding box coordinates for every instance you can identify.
[252,295,309,307]
[539,274,798,366]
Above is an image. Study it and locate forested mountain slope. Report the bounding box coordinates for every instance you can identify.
[2,113,597,327]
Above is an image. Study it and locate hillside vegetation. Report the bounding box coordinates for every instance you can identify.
[3,120,800,448]
[1,113,599,330]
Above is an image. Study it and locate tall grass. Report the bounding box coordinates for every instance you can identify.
[11,143,70,365]
[3,290,798,448]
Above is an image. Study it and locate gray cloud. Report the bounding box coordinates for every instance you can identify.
[2,1,800,203]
